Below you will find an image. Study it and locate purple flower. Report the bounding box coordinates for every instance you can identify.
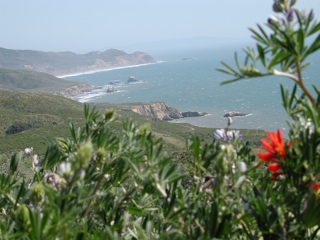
[268,15,283,26]
[213,129,226,140]
[286,9,295,22]
[24,148,32,155]
[213,129,242,141]
[301,9,314,23]
[33,155,39,165]
[272,2,283,13]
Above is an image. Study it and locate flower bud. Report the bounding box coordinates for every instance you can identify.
[15,204,31,232]
[228,117,233,126]
[76,140,93,169]
[272,2,283,13]
[77,169,86,180]
[32,182,45,205]
[96,147,106,164]
[286,9,295,22]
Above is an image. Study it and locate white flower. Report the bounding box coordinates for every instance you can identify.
[24,148,32,155]
[232,163,236,173]
[213,129,242,141]
[33,155,39,165]
[239,162,247,173]
[58,162,72,177]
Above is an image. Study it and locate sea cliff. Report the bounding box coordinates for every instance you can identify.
[130,102,207,121]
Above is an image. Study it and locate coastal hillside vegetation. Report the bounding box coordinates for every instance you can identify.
[0,90,265,181]
[1,1,320,238]
[0,68,88,93]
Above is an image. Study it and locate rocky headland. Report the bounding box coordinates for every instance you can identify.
[0,48,157,77]
[54,82,95,99]
[130,102,207,121]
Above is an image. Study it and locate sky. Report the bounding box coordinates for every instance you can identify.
[1,0,320,53]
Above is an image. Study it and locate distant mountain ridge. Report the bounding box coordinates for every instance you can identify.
[0,48,157,76]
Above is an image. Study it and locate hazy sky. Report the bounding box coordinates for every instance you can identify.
[1,0,320,53]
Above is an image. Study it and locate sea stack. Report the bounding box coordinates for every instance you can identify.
[223,111,248,117]
[126,76,138,83]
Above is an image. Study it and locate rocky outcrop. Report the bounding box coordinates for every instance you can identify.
[126,76,138,83]
[107,87,115,92]
[223,111,248,117]
[130,102,207,121]
[54,82,94,99]
[182,111,207,118]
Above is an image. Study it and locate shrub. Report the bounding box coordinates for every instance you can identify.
[1,1,320,239]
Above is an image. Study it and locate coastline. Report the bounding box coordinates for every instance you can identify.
[56,62,163,79]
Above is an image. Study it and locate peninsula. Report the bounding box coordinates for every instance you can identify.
[0,48,157,77]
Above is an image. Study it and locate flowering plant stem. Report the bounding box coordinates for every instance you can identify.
[83,156,120,218]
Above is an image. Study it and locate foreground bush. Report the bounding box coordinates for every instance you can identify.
[1,0,320,239]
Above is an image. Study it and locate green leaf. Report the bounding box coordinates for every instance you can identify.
[216,67,238,76]
[306,20,320,36]
[128,206,144,216]
[220,61,241,76]
[257,44,266,66]
[250,26,269,45]
[220,78,242,85]
[298,29,304,55]
[306,34,320,55]
[9,152,22,176]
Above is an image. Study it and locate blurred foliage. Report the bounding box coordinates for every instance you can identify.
[1,1,320,238]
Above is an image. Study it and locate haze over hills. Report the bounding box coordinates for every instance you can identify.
[0,48,157,76]
[109,36,253,60]
[0,68,93,99]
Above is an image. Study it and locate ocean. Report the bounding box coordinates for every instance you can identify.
[61,44,320,135]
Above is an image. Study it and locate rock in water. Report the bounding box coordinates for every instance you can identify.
[126,76,138,83]
[223,111,248,117]
[181,111,207,118]
[107,87,115,92]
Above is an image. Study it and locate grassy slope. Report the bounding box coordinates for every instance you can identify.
[0,91,84,153]
[0,68,84,93]
[0,91,266,180]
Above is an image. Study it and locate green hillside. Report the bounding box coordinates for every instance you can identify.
[0,91,265,155]
[0,67,88,93]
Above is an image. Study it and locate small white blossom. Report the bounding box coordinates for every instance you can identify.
[33,155,39,165]
[58,162,72,177]
[239,162,247,173]
[24,148,32,155]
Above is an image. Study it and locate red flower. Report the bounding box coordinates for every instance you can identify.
[267,163,282,179]
[255,129,290,179]
[267,163,281,172]
[308,182,320,190]
[255,129,285,169]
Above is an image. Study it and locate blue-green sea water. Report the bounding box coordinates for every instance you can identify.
[62,45,320,134]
